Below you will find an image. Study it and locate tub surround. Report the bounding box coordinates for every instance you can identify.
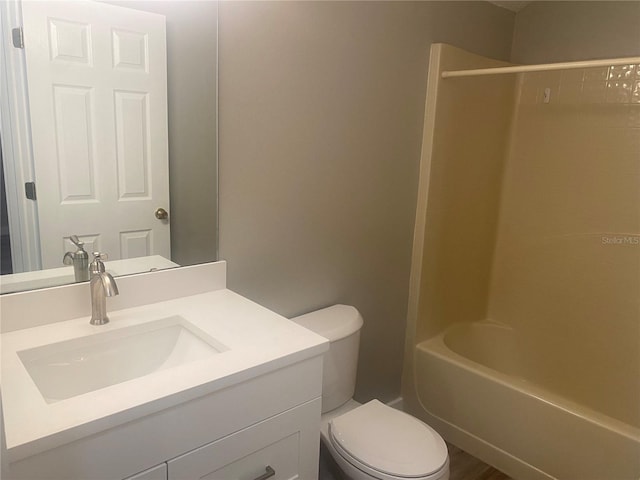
[406,44,515,343]
[487,62,640,428]
[1,261,328,479]
[403,43,640,480]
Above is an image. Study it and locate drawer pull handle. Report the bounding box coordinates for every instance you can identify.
[253,465,275,480]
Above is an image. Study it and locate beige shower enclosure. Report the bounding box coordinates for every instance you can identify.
[402,44,640,480]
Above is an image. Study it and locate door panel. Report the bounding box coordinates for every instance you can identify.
[22,0,170,268]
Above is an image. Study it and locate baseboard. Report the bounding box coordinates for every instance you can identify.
[386,396,404,411]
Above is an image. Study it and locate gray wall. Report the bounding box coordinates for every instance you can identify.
[162,2,218,266]
[512,1,640,63]
[218,1,514,402]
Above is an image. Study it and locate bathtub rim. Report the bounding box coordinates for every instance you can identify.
[406,393,555,480]
[417,322,640,443]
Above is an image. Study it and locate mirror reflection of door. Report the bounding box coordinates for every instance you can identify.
[21,0,170,269]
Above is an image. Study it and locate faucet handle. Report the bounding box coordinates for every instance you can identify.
[69,235,84,248]
[64,235,85,263]
[90,252,108,275]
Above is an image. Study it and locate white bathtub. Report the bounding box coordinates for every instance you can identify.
[413,321,640,480]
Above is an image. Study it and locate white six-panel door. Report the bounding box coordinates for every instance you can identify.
[22,0,170,268]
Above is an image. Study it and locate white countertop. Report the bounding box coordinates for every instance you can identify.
[1,288,328,460]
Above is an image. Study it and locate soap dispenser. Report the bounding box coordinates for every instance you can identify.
[62,235,89,282]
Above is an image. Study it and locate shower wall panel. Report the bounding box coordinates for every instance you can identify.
[488,65,640,427]
[414,44,516,341]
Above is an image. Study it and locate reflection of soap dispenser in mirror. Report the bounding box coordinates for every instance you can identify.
[63,235,90,282]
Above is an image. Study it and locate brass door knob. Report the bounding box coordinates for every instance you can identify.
[155,207,169,220]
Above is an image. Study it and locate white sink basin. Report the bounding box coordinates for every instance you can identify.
[18,316,228,403]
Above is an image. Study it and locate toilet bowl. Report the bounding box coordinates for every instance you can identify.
[292,305,449,480]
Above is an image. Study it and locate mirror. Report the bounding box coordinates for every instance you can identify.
[0,0,218,294]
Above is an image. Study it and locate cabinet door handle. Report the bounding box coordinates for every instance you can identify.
[253,465,275,480]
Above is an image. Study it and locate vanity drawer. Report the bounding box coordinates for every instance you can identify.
[167,398,320,480]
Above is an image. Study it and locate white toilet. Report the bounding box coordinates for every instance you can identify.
[292,305,450,480]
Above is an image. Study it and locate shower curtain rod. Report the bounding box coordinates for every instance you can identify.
[441,56,640,78]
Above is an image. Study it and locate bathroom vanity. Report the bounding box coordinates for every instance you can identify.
[0,262,328,480]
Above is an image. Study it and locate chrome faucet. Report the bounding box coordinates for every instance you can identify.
[63,235,89,282]
[89,252,119,325]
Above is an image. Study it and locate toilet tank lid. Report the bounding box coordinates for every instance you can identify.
[291,305,363,341]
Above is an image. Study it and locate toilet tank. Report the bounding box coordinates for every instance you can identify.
[291,305,363,413]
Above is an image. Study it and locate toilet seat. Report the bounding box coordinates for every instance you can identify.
[328,400,448,479]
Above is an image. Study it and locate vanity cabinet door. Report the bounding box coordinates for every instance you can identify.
[167,398,320,480]
[123,463,167,480]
